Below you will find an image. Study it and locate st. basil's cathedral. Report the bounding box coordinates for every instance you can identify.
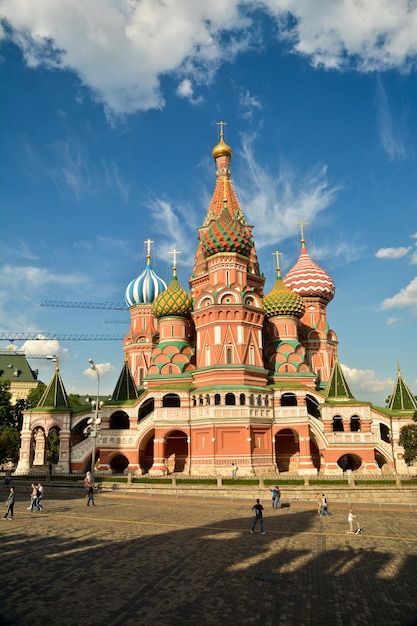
[16,126,417,477]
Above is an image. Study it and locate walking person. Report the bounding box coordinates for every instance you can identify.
[320,493,330,516]
[35,482,44,511]
[232,462,238,479]
[27,483,38,512]
[3,486,15,520]
[347,507,357,533]
[251,498,266,534]
[85,471,95,506]
[316,492,321,516]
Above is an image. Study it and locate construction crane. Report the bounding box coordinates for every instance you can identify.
[38,300,127,310]
[103,320,129,324]
[0,333,124,341]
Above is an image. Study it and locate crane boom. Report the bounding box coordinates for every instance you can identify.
[38,300,127,310]
[0,333,124,341]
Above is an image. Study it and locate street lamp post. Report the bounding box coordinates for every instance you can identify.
[85,358,102,480]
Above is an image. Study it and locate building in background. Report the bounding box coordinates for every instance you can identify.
[16,128,417,476]
[0,349,41,403]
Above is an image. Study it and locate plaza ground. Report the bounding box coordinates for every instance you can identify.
[1,488,417,626]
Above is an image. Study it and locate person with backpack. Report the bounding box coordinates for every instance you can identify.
[320,493,330,516]
[251,498,266,534]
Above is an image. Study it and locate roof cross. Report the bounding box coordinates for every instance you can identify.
[296,221,308,245]
[169,248,181,268]
[272,250,283,278]
[144,238,154,255]
[216,120,227,141]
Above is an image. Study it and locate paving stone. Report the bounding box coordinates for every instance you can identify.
[0,491,416,625]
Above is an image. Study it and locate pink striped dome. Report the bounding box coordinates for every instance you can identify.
[283,244,335,303]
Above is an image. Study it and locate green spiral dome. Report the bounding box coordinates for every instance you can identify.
[152,274,193,319]
[263,277,305,319]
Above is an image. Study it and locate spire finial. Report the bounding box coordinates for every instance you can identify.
[397,359,402,376]
[169,249,181,278]
[144,238,154,263]
[216,120,227,142]
[272,251,283,279]
[297,221,308,247]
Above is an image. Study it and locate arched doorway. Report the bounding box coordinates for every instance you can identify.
[165,430,188,473]
[275,428,300,472]
[337,454,363,471]
[110,454,129,474]
[139,430,155,473]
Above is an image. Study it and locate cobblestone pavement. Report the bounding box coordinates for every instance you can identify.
[1,488,417,626]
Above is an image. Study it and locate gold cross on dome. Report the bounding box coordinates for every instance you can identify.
[272,251,283,277]
[296,221,308,244]
[216,120,227,141]
[169,248,182,268]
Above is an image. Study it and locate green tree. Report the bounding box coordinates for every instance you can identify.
[47,429,60,464]
[26,382,47,408]
[399,424,417,465]
[68,394,82,409]
[0,381,13,428]
[0,426,20,463]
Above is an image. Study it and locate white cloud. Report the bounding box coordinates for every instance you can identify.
[84,362,115,379]
[375,246,412,259]
[2,1,417,117]
[266,0,417,72]
[1,264,87,290]
[380,276,417,311]
[375,77,410,160]
[176,78,203,105]
[238,88,262,120]
[46,139,129,201]
[386,317,402,326]
[411,251,417,265]
[19,339,68,362]
[341,363,394,394]
[237,132,339,249]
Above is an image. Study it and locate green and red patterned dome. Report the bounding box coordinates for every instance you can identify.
[263,274,305,319]
[201,205,252,258]
[152,268,193,319]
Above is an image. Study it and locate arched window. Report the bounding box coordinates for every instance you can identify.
[332,416,344,432]
[110,411,130,429]
[249,345,255,365]
[206,346,211,367]
[226,347,232,364]
[162,393,181,408]
[205,394,210,405]
[214,394,221,406]
[225,393,236,406]
[350,416,361,432]
[239,393,246,406]
[281,393,297,407]
[250,394,255,406]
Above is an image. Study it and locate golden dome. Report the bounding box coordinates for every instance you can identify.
[212,138,233,160]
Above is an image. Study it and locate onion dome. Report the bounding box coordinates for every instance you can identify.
[263,262,305,319]
[212,121,232,160]
[125,251,167,307]
[212,137,233,160]
[201,204,252,258]
[283,238,335,303]
[152,266,193,319]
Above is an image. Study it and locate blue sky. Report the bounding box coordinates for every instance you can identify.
[1,0,416,405]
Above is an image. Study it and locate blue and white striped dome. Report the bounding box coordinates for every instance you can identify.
[125,254,167,307]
